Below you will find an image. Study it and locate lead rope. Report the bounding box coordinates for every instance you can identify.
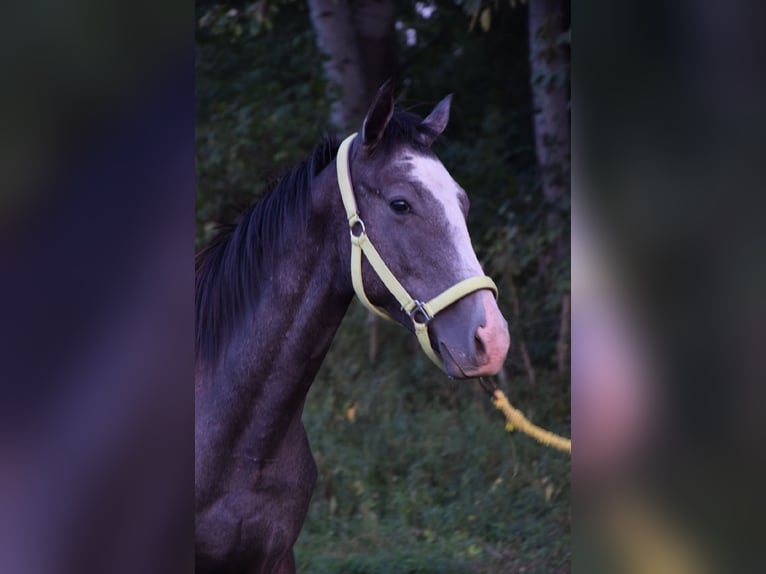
[478,377,571,454]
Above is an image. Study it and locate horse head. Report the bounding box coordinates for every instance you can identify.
[340,81,510,378]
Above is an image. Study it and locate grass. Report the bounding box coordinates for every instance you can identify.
[295,303,571,573]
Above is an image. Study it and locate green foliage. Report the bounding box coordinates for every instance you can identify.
[196,1,329,246]
[296,304,571,573]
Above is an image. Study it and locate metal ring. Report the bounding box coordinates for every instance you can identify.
[408,301,432,325]
[350,216,366,238]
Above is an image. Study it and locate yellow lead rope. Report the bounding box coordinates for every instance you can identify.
[490,388,571,454]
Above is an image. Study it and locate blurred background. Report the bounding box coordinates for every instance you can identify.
[574,1,766,572]
[196,0,571,572]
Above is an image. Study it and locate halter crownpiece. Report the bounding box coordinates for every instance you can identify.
[336,133,499,371]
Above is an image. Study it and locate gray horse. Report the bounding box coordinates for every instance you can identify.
[195,81,510,573]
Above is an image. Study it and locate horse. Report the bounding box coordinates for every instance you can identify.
[195,80,511,573]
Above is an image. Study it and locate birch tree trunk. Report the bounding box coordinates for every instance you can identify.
[528,0,570,204]
[307,0,396,131]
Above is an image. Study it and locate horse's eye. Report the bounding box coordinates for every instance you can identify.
[389,199,411,214]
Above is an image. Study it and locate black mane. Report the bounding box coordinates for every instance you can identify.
[195,137,338,366]
[195,110,432,367]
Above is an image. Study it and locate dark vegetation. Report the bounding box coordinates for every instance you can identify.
[196,1,570,571]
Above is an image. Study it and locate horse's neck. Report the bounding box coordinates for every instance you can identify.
[196,165,351,466]
[240,164,350,393]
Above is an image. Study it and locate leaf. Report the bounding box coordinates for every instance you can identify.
[346,402,357,423]
[480,8,491,32]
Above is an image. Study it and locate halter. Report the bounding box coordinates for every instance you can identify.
[336,133,499,370]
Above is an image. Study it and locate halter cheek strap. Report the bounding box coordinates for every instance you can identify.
[336,133,499,370]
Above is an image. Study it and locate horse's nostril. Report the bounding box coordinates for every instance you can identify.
[474,329,487,359]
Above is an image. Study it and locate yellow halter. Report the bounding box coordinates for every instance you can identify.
[336,133,498,370]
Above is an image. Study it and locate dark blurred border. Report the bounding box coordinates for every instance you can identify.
[574,0,766,572]
[0,1,194,572]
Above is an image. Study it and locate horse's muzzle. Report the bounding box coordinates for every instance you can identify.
[435,290,510,378]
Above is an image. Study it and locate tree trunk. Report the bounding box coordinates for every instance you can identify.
[307,0,396,131]
[528,0,570,204]
[353,0,397,106]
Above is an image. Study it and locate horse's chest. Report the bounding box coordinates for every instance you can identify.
[196,429,318,570]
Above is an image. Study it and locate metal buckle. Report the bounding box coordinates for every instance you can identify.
[349,215,366,239]
[408,300,432,325]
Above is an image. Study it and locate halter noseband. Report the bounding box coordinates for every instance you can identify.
[336,133,499,370]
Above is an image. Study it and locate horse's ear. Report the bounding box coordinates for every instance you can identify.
[418,94,452,146]
[361,79,395,149]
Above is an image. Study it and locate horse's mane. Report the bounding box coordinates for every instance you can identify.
[195,136,338,366]
[195,110,436,367]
